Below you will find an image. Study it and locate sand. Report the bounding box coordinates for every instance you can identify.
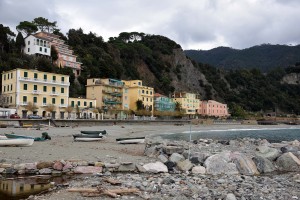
[0,123,291,164]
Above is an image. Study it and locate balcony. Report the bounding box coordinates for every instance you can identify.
[42,103,47,106]
[50,92,59,96]
[59,104,67,107]
[103,98,122,104]
[19,102,28,106]
[19,77,70,86]
[32,90,41,95]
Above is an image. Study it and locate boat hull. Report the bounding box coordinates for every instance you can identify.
[5,133,34,139]
[74,137,104,142]
[73,134,104,142]
[80,130,107,135]
[0,138,34,147]
[116,137,145,144]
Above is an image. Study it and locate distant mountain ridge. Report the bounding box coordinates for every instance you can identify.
[185,44,300,71]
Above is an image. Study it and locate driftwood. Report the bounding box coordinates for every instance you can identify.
[67,187,139,198]
[104,178,122,185]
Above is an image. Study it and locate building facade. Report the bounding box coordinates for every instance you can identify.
[86,78,129,119]
[153,93,175,112]
[24,32,82,76]
[68,97,97,119]
[122,80,154,114]
[172,92,200,116]
[198,100,229,117]
[1,68,70,119]
[24,35,51,56]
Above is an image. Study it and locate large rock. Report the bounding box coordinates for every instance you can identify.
[117,163,136,172]
[53,161,63,171]
[253,156,276,173]
[39,168,52,174]
[191,166,206,174]
[281,146,299,153]
[255,146,281,161]
[177,159,193,171]
[158,154,169,163]
[0,163,12,168]
[144,146,160,157]
[204,152,239,175]
[276,152,300,172]
[169,153,185,163]
[37,161,53,169]
[74,166,102,174]
[230,152,259,175]
[226,193,237,200]
[163,146,184,155]
[25,163,37,170]
[143,161,168,173]
[14,163,26,170]
[189,152,211,164]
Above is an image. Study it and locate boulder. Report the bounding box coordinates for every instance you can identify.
[255,146,281,161]
[62,162,73,171]
[189,152,211,164]
[253,156,276,173]
[276,152,300,172]
[226,193,237,200]
[0,163,12,168]
[230,152,259,175]
[165,161,176,171]
[169,153,185,163]
[177,159,193,171]
[204,152,239,175]
[14,163,26,170]
[25,163,37,170]
[3,168,17,174]
[72,160,88,166]
[37,161,53,169]
[163,146,184,155]
[53,161,63,171]
[144,146,160,157]
[94,162,105,167]
[158,154,169,163]
[74,166,102,174]
[191,166,206,174]
[281,146,299,153]
[136,164,147,173]
[143,161,168,173]
[39,168,52,174]
[118,163,136,172]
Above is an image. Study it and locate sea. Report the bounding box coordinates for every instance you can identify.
[158,126,300,143]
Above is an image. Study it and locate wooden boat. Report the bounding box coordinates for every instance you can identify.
[73,134,104,142]
[5,133,34,139]
[116,137,145,144]
[0,138,34,147]
[80,130,107,135]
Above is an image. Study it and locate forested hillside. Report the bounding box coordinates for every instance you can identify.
[185,44,300,72]
[1,18,300,116]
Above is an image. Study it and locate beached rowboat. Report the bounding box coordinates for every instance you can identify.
[80,130,107,135]
[0,138,34,147]
[116,137,145,144]
[73,134,104,142]
[5,133,34,139]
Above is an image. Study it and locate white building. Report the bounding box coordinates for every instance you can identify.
[24,35,51,56]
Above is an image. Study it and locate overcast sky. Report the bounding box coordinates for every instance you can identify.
[1,0,300,50]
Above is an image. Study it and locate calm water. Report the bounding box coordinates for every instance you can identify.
[158,126,300,142]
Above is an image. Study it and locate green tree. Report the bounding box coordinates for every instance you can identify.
[16,21,38,36]
[33,17,57,33]
[136,100,144,111]
[51,45,58,61]
[0,24,15,53]
[15,32,25,53]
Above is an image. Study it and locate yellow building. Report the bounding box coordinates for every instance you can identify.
[1,68,69,119]
[122,80,154,114]
[86,78,129,119]
[68,97,97,119]
[172,92,200,117]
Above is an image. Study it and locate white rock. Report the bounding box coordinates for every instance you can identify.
[143,161,168,173]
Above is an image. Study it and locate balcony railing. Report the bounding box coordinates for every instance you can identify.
[19,77,70,86]
[32,90,41,94]
[42,103,47,106]
[50,92,59,96]
[19,102,28,106]
[59,104,67,107]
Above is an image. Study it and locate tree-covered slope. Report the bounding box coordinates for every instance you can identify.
[185,44,300,71]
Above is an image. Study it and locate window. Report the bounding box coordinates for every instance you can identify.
[52,98,56,104]
[84,101,87,106]
[44,48,47,53]
[43,86,47,92]
[3,74,6,80]
[61,99,64,105]
[28,41,30,45]
[23,96,27,103]
[146,91,148,94]
[11,73,13,79]
[10,84,12,91]
[34,85,37,90]
[61,88,64,93]
[40,47,42,51]
[33,97,37,103]
[43,97,46,104]
[53,76,56,81]
[52,87,56,92]
[23,84,27,90]
[77,101,81,106]
[24,72,28,77]
[3,86,5,92]
[138,82,141,86]
[61,77,65,82]
[89,102,92,108]
[34,73,38,79]
[28,48,30,52]
[150,91,153,95]
[44,74,47,80]
[10,96,12,103]
[71,101,74,107]
[7,74,9,79]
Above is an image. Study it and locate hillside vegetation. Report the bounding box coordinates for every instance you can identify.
[1,20,300,116]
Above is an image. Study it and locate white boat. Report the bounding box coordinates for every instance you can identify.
[73,134,104,142]
[0,138,34,147]
[116,137,145,144]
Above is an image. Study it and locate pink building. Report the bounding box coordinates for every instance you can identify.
[30,32,82,77]
[198,100,229,117]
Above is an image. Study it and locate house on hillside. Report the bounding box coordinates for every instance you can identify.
[198,100,229,118]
